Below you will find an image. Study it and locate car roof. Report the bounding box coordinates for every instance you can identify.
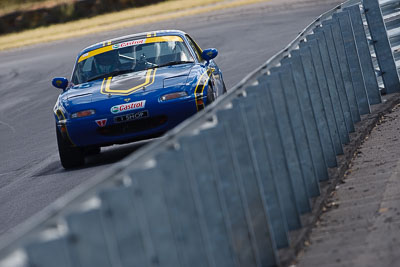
[77,30,188,59]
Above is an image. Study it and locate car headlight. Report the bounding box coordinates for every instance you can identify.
[71,109,96,118]
[160,91,188,101]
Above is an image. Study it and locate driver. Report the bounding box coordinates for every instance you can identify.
[93,50,120,74]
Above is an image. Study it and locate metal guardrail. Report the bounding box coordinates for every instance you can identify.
[1,0,400,266]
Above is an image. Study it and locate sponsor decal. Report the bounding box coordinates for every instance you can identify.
[101,69,156,96]
[114,110,149,123]
[96,119,107,127]
[124,98,131,102]
[110,100,146,114]
[194,70,212,111]
[113,39,145,49]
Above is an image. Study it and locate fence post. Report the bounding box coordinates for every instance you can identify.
[25,238,72,267]
[310,29,350,145]
[216,105,279,267]
[363,0,400,93]
[284,50,329,181]
[65,209,114,267]
[330,14,362,123]
[99,186,149,267]
[177,134,241,267]
[345,4,382,104]
[333,11,371,114]
[154,150,214,267]
[265,72,311,213]
[200,125,258,266]
[298,42,337,168]
[321,20,355,133]
[239,92,290,249]
[126,167,183,267]
[246,78,302,231]
[272,63,320,196]
[301,37,343,155]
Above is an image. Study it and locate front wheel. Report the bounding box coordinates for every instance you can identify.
[222,81,227,94]
[206,84,215,105]
[85,146,101,155]
[56,126,84,169]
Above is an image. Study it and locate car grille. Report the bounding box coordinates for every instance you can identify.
[97,116,168,136]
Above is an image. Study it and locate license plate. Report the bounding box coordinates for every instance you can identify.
[114,110,149,123]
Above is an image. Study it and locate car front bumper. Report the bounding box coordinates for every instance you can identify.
[57,97,201,147]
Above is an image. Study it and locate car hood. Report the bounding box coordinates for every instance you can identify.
[66,63,194,104]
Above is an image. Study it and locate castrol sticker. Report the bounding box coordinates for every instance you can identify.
[110,100,146,114]
[112,39,145,49]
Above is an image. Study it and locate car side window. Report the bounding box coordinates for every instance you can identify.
[186,35,204,63]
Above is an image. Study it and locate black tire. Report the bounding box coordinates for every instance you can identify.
[56,126,84,169]
[206,84,215,105]
[86,146,101,155]
[222,81,227,94]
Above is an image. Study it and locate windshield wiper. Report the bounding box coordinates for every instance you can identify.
[148,61,195,69]
[87,69,132,82]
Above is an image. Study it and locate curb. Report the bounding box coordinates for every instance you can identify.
[278,93,400,266]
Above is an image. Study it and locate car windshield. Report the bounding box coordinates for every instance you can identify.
[71,36,195,85]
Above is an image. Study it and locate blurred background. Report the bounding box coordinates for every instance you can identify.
[0,0,166,34]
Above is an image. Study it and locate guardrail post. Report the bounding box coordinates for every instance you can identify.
[272,63,320,196]
[284,50,329,181]
[301,37,343,155]
[330,13,362,123]
[345,4,382,104]
[216,106,278,267]
[237,92,290,249]
[298,42,337,168]
[363,0,400,93]
[178,134,243,267]
[265,72,311,213]
[199,125,258,266]
[311,29,350,145]
[25,237,72,267]
[99,186,149,267]
[334,11,371,114]
[126,168,182,267]
[154,150,214,267]
[321,21,355,133]
[246,79,302,231]
[65,209,114,267]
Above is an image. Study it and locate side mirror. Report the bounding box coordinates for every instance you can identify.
[52,77,69,90]
[201,48,218,64]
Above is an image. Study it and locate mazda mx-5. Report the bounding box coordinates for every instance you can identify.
[52,30,226,168]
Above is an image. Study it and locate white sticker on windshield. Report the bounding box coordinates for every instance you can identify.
[113,39,145,49]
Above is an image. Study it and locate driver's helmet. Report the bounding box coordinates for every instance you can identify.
[94,50,119,73]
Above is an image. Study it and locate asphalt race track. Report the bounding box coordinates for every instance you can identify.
[0,0,341,236]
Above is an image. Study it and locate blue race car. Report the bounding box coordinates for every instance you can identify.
[52,30,226,168]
